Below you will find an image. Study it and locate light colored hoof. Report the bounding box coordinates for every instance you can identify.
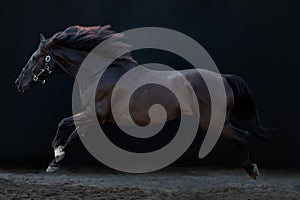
[46,166,59,173]
[251,164,260,180]
[54,145,65,163]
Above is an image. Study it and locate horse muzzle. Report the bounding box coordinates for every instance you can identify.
[15,79,30,93]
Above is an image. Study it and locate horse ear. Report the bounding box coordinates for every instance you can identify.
[40,33,46,42]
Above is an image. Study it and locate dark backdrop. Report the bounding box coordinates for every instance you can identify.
[1,0,299,168]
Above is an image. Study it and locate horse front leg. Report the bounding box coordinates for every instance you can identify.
[46,116,75,173]
[51,116,74,163]
[46,128,80,173]
[46,112,90,172]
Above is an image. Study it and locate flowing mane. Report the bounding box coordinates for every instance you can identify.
[46,25,135,64]
[50,25,122,51]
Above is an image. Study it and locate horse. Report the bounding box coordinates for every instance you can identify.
[15,25,271,179]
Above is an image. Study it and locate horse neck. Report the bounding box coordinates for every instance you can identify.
[52,46,138,80]
[53,46,88,79]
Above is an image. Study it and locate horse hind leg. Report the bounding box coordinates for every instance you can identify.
[221,124,259,180]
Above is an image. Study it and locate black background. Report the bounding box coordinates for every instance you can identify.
[1,0,299,168]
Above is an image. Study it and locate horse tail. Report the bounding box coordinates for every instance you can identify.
[224,74,273,140]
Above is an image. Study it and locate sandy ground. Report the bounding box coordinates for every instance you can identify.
[0,167,299,200]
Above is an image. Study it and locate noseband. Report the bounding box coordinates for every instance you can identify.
[32,55,53,84]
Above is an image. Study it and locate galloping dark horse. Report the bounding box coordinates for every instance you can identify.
[15,25,271,179]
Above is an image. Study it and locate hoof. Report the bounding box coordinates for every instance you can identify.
[250,164,260,180]
[46,166,59,173]
[54,145,65,163]
[241,162,260,180]
[46,159,60,173]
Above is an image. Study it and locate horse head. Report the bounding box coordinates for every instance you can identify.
[15,34,56,93]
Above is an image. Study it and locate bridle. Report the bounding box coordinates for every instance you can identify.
[32,55,53,84]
